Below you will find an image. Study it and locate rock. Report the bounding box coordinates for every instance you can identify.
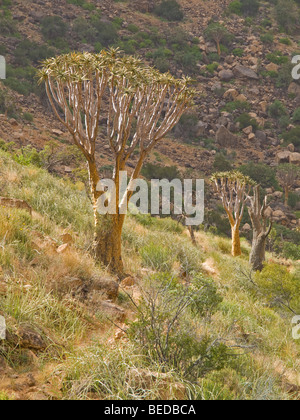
[91,277,119,301]
[289,152,300,165]
[196,121,207,136]
[216,125,237,147]
[56,243,70,254]
[0,197,32,215]
[276,150,291,164]
[60,233,73,244]
[242,223,251,232]
[234,65,259,80]
[51,129,63,136]
[288,82,300,98]
[121,276,135,287]
[236,94,247,102]
[218,69,234,81]
[99,301,126,322]
[224,89,239,100]
[265,63,279,72]
[273,210,286,220]
[264,206,273,218]
[259,101,268,113]
[273,191,283,199]
[7,327,47,351]
[255,130,267,142]
[243,126,253,135]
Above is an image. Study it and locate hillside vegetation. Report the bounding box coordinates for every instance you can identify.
[0,149,299,400]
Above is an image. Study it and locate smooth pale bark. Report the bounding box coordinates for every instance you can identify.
[248,186,272,272]
[231,224,242,257]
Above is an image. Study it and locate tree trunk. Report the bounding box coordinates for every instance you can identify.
[284,187,289,207]
[231,225,242,257]
[88,158,125,277]
[249,233,266,272]
[216,40,221,56]
[94,213,124,277]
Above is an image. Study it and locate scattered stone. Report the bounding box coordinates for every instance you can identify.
[0,197,32,215]
[218,69,234,81]
[216,125,237,147]
[56,243,70,254]
[234,65,259,80]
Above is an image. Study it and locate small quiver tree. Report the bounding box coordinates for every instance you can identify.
[211,171,255,257]
[276,164,300,207]
[38,49,194,276]
[247,185,272,272]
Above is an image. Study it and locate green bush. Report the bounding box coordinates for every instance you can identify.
[283,242,300,260]
[268,100,288,119]
[228,1,242,15]
[282,126,300,149]
[239,163,278,189]
[141,163,181,181]
[240,0,260,16]
[127,273,227,380]
[41,16,67,40]
[236,113,258,130]
[255,264,300,314]
[154,1,184,21]
[292,107,300,123]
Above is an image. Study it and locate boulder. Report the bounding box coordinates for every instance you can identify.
[289,152,300,165]
[216,125,237,147]
[218,69,234,81]
[234,65,259,80]
[276,150,291,164]
[91,276,119,301]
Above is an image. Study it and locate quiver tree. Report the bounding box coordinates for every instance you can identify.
[247,185,272,272]
[38,49,194,276]
[276,164,300,207]
[204,23,232,56]
[211,171,255,257]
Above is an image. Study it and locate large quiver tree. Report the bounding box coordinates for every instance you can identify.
[38,49,194,276]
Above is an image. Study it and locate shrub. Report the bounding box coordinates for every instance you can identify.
[254,264,300,314]
[268,100,288,119]
[260,33,274,44]
[228,1,242,15]
[41,16,67,40]
[236,113,259,130]
[154,1,184,21]
[282,242,300,260]
[239,163,278,189]
[292,107,300,123]
[275,0,300,34]
[213,154,233,172]
[141,163,181,181]
[127,273,227,380]
[240,0,260,16]
[139,243,175,271]
[282,126,300,149]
